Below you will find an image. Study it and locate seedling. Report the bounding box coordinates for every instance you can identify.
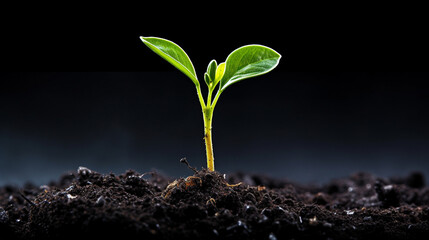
[140,36,281,171]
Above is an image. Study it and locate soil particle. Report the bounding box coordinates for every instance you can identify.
[0,207,8,223]
[0,167,429,239]
[375,181,401,207]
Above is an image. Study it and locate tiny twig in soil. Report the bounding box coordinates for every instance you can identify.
[180,157,198,174]
[225,182,242,187]
[18,191,36,207]
[140,171,157,179]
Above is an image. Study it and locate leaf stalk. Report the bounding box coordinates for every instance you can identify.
[195,83,206,109]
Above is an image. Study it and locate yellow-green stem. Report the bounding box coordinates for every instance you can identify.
[198,83,221,172]
[203,107,215,171]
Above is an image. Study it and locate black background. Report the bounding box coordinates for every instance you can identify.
[1,7,429,185]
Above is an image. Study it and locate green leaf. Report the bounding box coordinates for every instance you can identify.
[214,62,225,87]
[220,45,281,91]
[204,73,211,87]
[205,60,217,86]
[140,36,198,85]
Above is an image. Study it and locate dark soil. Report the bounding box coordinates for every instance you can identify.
[1,165,429,239]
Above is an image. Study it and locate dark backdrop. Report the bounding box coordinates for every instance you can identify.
[1,10,429,185]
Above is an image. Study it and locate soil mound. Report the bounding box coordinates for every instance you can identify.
[1,167,428,239]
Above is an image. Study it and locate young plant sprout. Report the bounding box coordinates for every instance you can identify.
[140,36,281,171]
